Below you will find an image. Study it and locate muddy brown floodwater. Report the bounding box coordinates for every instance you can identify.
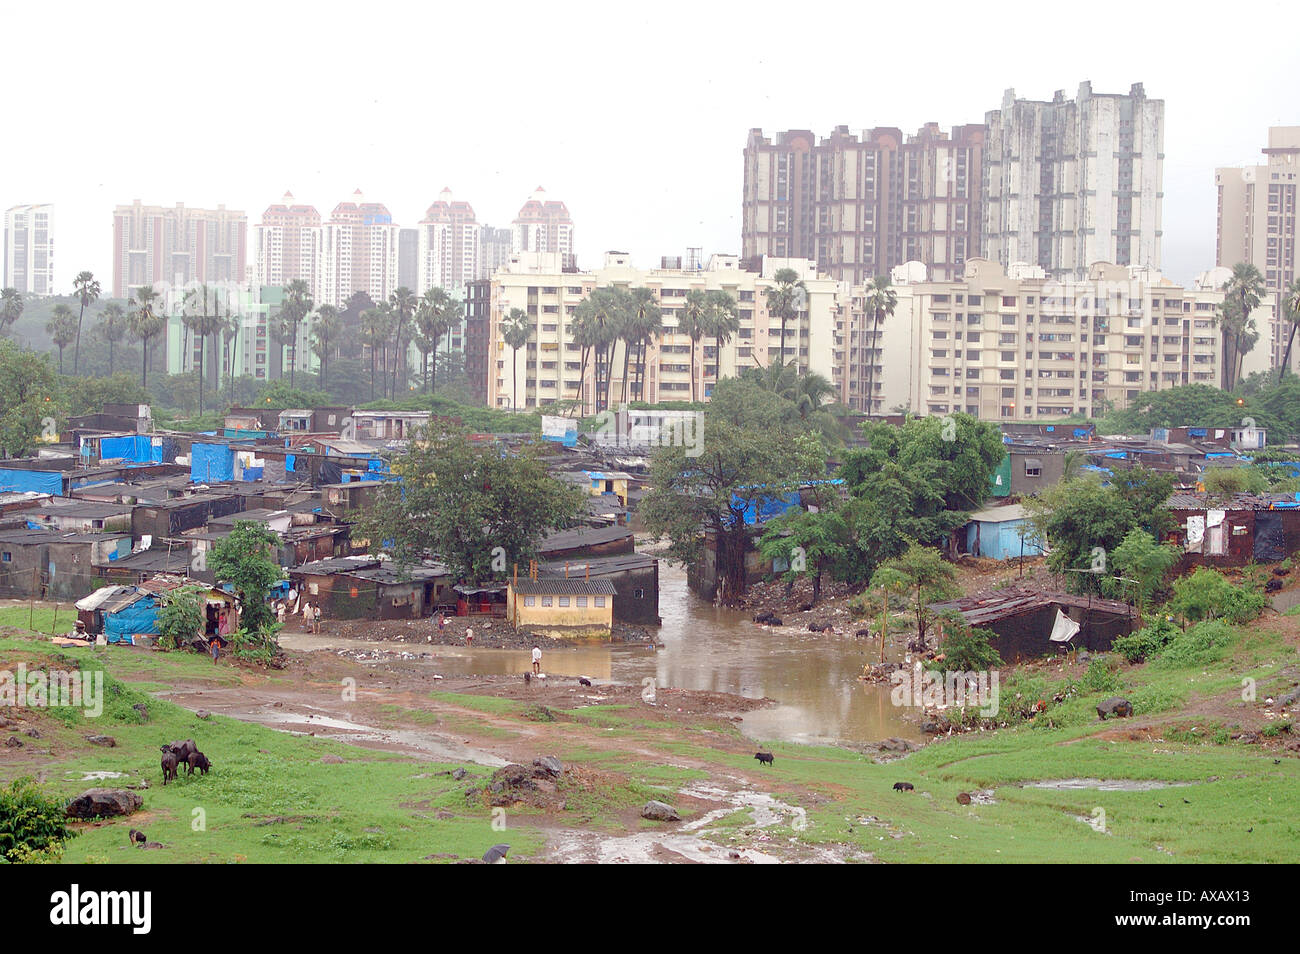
[283,562,922,746]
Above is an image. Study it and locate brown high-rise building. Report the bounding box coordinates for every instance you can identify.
[742,124,984,285]
[112,201,247,298]
[253,192,322,294]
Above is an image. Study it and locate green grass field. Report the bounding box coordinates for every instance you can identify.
[2,605,1297,863]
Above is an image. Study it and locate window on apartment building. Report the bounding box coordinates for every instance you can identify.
[541,596,552,607]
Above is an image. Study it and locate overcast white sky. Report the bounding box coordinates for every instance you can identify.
[5,0,1297,293]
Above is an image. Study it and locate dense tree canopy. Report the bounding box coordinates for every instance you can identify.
[358,430,585,581]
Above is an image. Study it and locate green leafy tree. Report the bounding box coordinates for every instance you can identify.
[0,340,58,457]
[1103,528,1179,614]
[869,544,960,648]
[412,289,453,394]
[358,306,394,401]
[71,271,100,376]
[641,377,824,604]
[157,584,208,650]
[208,521,282,632]
[1026,468,1175,595]
[358,429,585,580]
[758,505,851,606]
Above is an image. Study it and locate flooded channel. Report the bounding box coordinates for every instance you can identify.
[283,562,921,746]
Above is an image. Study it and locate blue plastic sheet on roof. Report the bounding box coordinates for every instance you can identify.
[104,593,159,645]
[100,434,152,463]
[0,468,63,496]
[1046,426,1055,432]
[1105,451,1127,458]
[191,442,235,482]
[1073,428,1091,439]
[1188,428,1208,437]
[1002,435,1013,444]
[730,490,801,526]
[367,457,385,473]
[1205,452,1237,458]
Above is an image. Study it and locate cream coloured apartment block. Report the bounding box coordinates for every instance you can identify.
[1215,126,1300,370]
[845,259,1273,421]
[486,251,841,413]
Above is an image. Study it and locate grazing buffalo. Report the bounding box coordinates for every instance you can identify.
[578,677,592,687]
[754,752,774,766]
[1096,697,1133,720]
[187,752,211,775]
[160,752,179,785]
[128,828,146,846]
[893,782,914,792]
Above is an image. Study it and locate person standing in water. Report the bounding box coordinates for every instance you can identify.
[532,645,542,675]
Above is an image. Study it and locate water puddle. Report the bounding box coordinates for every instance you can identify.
[1023,778,1196,791]
[284,561,922,747]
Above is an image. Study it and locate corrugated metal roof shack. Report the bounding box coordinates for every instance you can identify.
[289,557,452,620]
[929,588,1136,662]
[1165,492,1300,568]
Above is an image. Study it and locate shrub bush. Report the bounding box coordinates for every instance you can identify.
[1167,567,1267,625]
[938,625,1002,672]
[0,777,75,863]
[1156,619,1236,667]
[1112,615,1182,663]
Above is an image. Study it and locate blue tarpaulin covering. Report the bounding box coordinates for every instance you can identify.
[1073,428,1091,439]
[1189,428,1208,438]
[100,434,152,463]
[286,453,297,472]
[0,468,63,496]
[191,442,235,482]
[242,466,264,481]
[104,593,159,645]
[730,490,801,526]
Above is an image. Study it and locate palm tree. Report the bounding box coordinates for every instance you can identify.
[388,286,418,398]
[184,284,226,416]
[501,308,532,413]
[71,271,100,375]
[705,290,740,398]
[277,279,314,388]
[570,297,601,413]
[1,287,24,335]
[97,303,127,376]
[678,289,709,403]
[861,275,899,415]
[358,307,391,401]
[46,305,77,373]
[1219,263,1266,390]
[310,305,343,390]
[764,268,806,367]
[1278,278,1300,381]
[625,287,663,403]
[222,312,242,402]
[127,286,164,388]
[412,289,449,393]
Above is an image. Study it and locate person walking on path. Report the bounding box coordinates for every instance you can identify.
[302,603,315,634]
[532,645,542,675]
[312,604,322,634]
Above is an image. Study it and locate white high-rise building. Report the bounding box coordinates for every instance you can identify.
[983,82,1163,281]
[320,190,400,307]
[417,188,480,292]
[511,187,574,262]
[4,204,56,295]
[253,192,323,299]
